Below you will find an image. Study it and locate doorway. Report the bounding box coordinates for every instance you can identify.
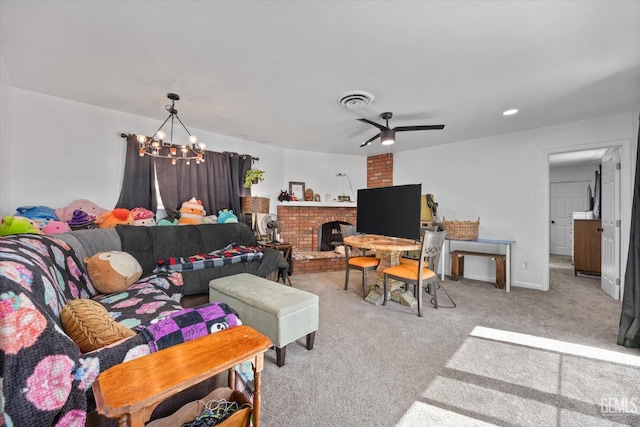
[546,146,625,300]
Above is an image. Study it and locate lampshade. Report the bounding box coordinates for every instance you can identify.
[241,196,270,214]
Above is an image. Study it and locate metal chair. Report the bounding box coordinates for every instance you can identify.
[382,230,447,316]
[340,224,380,295]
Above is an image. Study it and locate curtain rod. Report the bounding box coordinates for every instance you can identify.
[120,133,259,162]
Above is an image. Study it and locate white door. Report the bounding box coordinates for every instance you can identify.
[601,150,621,300]
[550,182,590,255]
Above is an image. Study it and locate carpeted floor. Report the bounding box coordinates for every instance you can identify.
[259,255,640,426]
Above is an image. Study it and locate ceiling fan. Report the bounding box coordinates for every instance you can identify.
[357,112,445,147]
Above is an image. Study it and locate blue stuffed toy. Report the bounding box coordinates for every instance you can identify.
[217,209,238,223]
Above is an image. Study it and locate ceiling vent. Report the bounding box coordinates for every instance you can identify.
[337,91,374,109]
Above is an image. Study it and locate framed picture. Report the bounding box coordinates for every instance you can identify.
[289,181,305,200]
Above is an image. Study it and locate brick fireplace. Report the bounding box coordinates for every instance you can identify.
[277,203,357,251]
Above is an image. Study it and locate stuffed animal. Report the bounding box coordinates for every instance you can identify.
[95,208,135,229]
[67,209,97,230]
[55,199,108,222]
[178,197,206,225]
[217,209,238,224]
[15,205,58,222]
[203,215,218,224]
[131,207,156,226]
[84,251,143,294]
[42,220,71,234]
[278,190,291,202]
[157,218,178,226]
[0,216,44,236]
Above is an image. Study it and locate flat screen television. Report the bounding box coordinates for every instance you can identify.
[356,184,422,240]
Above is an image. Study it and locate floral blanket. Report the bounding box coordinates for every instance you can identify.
[0,234,239,427]
[153,243,264,273]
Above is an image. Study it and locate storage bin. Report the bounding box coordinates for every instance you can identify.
[147,387,252,427]
[442,217,480,240]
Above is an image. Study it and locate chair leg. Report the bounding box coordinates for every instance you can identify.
[432,280,439,309]
[382,275,388,306]
[362,269,367,295]
[417,281,423,317]
[344,267,349,290]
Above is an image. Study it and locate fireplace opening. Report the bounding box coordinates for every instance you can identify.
[318,221,351,251]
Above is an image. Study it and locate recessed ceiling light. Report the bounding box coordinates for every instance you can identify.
[503,109,518,116]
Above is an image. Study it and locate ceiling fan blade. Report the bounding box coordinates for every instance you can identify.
[394,125,445,132]
[360,133,380,147]
[357,118,388,131]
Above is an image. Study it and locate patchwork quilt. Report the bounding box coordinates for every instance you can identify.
[154,243,264,273]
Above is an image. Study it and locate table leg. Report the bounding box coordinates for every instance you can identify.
[506,244,511,293]
[253,354,264,427]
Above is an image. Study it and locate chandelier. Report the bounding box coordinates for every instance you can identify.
[135,93,206,165]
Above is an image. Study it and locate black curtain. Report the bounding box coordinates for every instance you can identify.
[154,151,253,221]
[618,113,640,348]
[115,135,157,211]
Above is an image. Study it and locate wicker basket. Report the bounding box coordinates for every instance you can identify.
[442,217,480,240]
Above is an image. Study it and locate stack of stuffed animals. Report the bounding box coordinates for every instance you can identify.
[0,197,242,236]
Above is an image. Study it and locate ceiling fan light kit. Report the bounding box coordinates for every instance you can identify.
[357,111,445,148]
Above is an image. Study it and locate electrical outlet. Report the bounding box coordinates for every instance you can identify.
[522,261,529,270]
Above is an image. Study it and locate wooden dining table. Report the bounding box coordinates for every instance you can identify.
[343,234,421,306]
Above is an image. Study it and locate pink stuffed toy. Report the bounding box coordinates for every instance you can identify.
[131,207,156,226]
[42,220,71,234]
[55,199,108,222]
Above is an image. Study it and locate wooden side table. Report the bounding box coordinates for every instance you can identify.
[92,325,272,427]
[260,241,293,286]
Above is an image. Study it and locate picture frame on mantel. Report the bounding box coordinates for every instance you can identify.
[289,181,305,200]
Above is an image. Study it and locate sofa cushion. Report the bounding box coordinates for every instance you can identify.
[60,299,136,352]
[94,273,185,330]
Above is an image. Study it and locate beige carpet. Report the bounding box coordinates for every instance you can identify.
[258,255,640,426]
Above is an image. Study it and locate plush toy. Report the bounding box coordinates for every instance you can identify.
[178,197,206,225]
[55,199,108,222]
[203,215,218,224]
[131,207,156,226]
[15,205,58,222]
[68,209,97,230]
[95,208,135,229]
[217,209,238,224]
[278,190,291,202]
[0,216,44,236]
[42,220,71,234]
[84,251,143,294]
[157,218,179,226]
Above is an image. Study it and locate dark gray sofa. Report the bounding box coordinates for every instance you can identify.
[55,223,289,300]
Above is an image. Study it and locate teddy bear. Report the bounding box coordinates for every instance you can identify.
[178,197,206,225]
[42,220,71,234]
[217,209,238,224]
[95,208,135,229]
[55,199,108,222]
[131,207,156,226]
[67,209,97,230]
[0,216,44,236]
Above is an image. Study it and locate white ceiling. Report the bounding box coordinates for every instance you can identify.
[1,1,639,158]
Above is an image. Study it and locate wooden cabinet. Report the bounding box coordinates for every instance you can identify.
[573,219,602,276]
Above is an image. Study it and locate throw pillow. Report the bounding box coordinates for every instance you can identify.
[60,299,136,352]
[84,251,143,294]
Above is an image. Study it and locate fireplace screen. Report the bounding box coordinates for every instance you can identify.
[318,221,350,251]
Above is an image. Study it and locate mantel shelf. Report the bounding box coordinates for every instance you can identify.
[278,201,356,208]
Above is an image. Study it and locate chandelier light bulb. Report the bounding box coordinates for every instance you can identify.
[189,135,198,145]
[151,141,160,148]
[156,130,166,141]
[199,142,206,150]
[186,160,191,165]
[136,134,147,144]
[171,158,177,165]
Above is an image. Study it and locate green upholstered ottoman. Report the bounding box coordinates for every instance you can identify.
[209,273,319,367]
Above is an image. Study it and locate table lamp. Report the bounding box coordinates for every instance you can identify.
[241,196,270,239]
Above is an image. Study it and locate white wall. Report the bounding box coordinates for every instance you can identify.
[283,149,366,203]
[395,113,636,290]
[0,56,12,215]
[4,88,365,216]
[550,164,598,185]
